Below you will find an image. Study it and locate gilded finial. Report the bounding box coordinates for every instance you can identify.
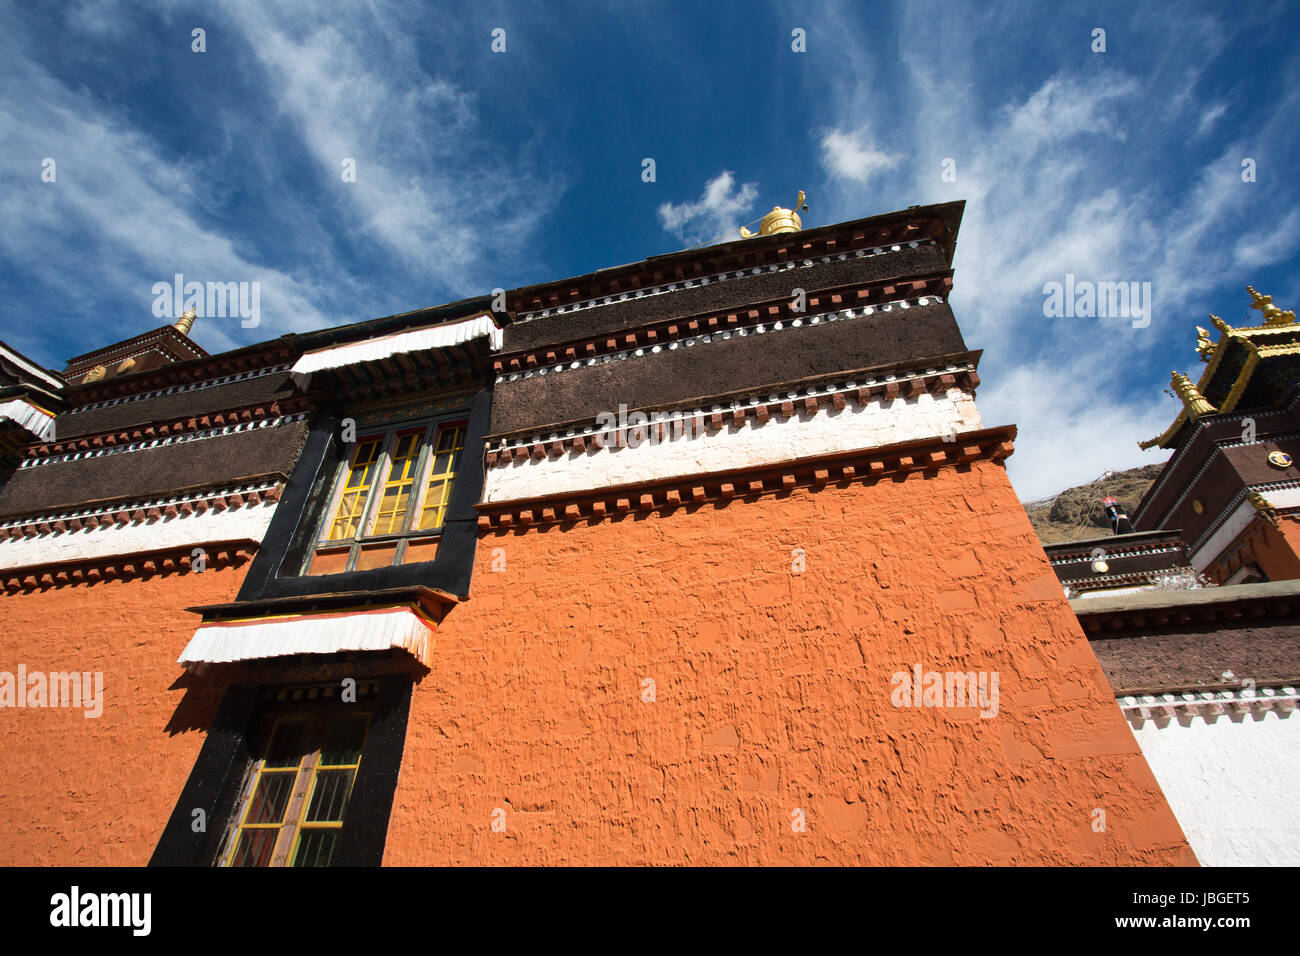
[1211,313,1232,335]
[740,190,808,238]
[1195,325,1214,360]
[1247,286,1295,327]
[1170,370,1217,419]
[174,306,198,337]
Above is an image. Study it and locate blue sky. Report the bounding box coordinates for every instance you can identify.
[2,0,1297,500]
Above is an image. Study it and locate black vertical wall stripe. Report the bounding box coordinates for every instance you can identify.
[149,683,259,867]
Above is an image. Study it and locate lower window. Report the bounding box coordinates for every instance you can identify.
[218,706,370,867]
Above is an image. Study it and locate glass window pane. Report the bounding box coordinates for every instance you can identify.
[325,437,383,541]
[229,828,277,867]
[263,719,310,768]
[291,828,339,868]
[304,769,357,823]
[320,715,368,766]
[244,771,295,824]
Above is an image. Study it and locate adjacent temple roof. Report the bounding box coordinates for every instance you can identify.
[1141,287,1300,450]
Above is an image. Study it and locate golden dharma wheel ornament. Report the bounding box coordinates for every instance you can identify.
[1267,450,1293,469]
[740,191,808,238]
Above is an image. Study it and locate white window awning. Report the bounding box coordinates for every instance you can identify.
[178,604,437,667]
[0,399,56,441]
[290,313,502,389]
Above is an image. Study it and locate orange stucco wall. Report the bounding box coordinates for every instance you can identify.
[385,459,1194,865]
[0,563,246,865]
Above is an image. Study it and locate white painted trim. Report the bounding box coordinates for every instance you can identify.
[0,502,278,570]
[290,314,502,389]
[179,607,434,665]
[482,388,983,504]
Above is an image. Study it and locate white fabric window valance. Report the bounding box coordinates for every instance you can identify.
[289,314,502,389]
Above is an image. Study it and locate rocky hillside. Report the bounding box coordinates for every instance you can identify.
[1023,462,1168,544]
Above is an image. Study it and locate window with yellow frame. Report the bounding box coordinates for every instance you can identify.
[219,708,371,868]
[308,417,467,573]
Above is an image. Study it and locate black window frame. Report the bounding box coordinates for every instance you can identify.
[234,386,490,604]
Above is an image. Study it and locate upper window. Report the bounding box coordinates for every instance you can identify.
[305,417,466,575]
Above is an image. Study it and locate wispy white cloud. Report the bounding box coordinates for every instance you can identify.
[0,0,566,364]
[800,0,1300,501]
[819,127,899,184]
[657,170,759,245]
[1197,101,1228,135]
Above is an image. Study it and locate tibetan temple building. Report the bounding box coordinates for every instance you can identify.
[1040,290,1300,867]
[3,196,1260,867]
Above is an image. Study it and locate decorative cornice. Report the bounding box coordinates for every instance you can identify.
[0,479,283,540]
[0,540,258,593]
[1051,545,1187,568]
[1066,569,1194,591]
[495,286,950,381]
[508,210,952,316]
[18,411,308,469]
[1077,584,1300,634]
[514,239,938,323]
[66,343,297,406]
[486,364,979,463]
[475,426,1015,530]
[25,396,312,461]
[65,324,207,370]
[1119,685,1299,723]
[65,363,292,415]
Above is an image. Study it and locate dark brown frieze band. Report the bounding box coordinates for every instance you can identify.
[0,480,283,540]
[507,210,956,315]
[485,366,980,464]
[495,277,953,378]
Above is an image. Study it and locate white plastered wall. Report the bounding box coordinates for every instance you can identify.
[483,388,983,504]
[1125,701,1300,866]
[0,502,279,570]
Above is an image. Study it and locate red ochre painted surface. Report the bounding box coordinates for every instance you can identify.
[386,459,1195,865]
[0,563,246,866]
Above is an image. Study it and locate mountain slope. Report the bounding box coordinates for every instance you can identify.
[1023,462,1168,544]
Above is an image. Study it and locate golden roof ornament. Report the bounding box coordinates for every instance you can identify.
[82,364,107,383]
[1170,370,1217,419]
[1211,313,1232,335]
[1195,325,1214,360]
[174,306,198,337]
[1248,488,1279,525]
[740,191,807,238]
[1247,286,1295,327]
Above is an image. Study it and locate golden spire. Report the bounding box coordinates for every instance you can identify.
[740,190,808,238]
[1170,371,1217,419]
[1247,286,1295,327]
[174,306,198,337]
